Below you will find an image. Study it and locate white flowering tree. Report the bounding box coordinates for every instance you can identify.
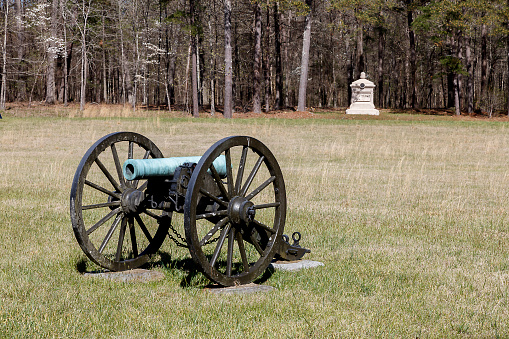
[65,0,91,111]
[20,2,65,105]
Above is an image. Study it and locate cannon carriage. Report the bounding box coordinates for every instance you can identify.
[70,132,309,286]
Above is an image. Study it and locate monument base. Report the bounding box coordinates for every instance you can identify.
[346,108,379,115]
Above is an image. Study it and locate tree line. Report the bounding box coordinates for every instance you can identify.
[1,0,509,117]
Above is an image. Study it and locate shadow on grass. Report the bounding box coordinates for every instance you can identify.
[153,251,205,288]
[75,251,275,288]
[153,251,275,288]
[75,257,88,273]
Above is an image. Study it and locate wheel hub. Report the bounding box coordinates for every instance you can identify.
[228,196,255,225]
[121,188,145,214]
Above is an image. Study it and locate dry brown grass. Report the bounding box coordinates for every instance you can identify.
[5,101,509,121]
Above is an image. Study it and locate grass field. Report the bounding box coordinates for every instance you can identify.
[1,111,509,337]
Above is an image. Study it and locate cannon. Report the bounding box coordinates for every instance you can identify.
[70,132,309,286]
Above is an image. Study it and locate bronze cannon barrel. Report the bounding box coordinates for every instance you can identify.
[123,155,227,180]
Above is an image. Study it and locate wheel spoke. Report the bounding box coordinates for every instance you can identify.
[210,164,229,200]
[138,181,148,192]
[82,201,120,210]
[252,218,276,234]
[240,155,264,197]
[226,227,235,277]
[246,176,276,201]
[249,232,264,255]
[98,214,123,253]
[111,144,126,189]
[129,217,138,257]
[225,149,234,196]
[135,214,154,242]
[126,142,134,188]
[235,146,248,195]
[210,224,231,268]
[236,231,249,272]
[95,157,122,192]
[144,210,161,220]
[115,218,127,261]
[196,209,228,220]
[199,188,228,208]
[253,202,280,210]
[200,217,229,246]
[86,207,122,235]
[85,180,121,199]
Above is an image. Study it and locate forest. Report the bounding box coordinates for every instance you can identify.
[1,0,509,117]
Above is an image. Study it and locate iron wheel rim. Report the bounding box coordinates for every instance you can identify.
[184,136,286,286]
[70,132,169,271]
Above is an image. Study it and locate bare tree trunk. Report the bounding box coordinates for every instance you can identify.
[233,21,239,110]
[284,10,291,107]
[332,45,337,108]
[15,0,25,101]
[457,34,463,116]
[165,13,175,108]
[164,72,171,112]
[208,19,215,115]
[0,0,8,112]
[78,0,91,112]
[297,0,312,112]
[447,73,454,108]
[102,15,107,103]
[446,36,454,108]
[190,0,199,117]
[480,23,487,110]
[224,0,233,118]
[377,28,384,108]
[356,21,364,78]
[453,74,460,116]
[346,38,353,105]
[407,7,416,108]
[46,0,58,104]
[65,42,72,105]
[466,37,473,114]
[273,2,282,110]
[252,3,262,113]
[425,42,435,109]
[80,44,87,111]
[62,5,69,106]
[185,44,191,112]
[507,0,509,115]
[117,0,127,106]
[191,36,199,117]
[197,38,202,107]
[453,33,461,116]
[134,32,140,111]
[264,2,270,112]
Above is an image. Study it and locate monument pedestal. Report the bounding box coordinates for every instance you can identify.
[346,72,379,116]
[346,106,380,115]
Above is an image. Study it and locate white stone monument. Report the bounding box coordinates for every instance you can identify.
[346,72,379,115]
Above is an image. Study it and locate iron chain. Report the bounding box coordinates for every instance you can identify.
[166,223,220,248]
[167,223,188,248]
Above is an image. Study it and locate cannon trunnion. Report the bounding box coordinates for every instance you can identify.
[70,132,309,286]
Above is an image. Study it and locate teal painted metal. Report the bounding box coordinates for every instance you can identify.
[123,155,227,180]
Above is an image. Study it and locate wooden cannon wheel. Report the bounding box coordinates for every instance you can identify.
[184,136,286,286]
[70,132,170,271]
